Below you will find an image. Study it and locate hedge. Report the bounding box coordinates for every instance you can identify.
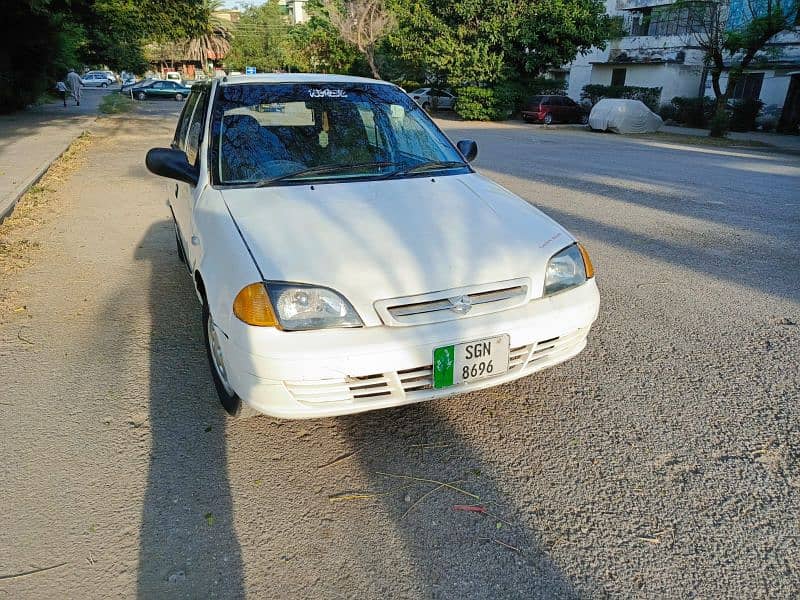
[580,84,662,112]
[453,78,567,121]
[671,96,715,128]
[454,86,513,121]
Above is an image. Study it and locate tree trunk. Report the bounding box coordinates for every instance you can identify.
[364,47,380,79]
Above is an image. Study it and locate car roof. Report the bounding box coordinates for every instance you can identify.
[219,73,395,87]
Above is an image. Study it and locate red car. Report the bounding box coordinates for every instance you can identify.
[522,95,588,125]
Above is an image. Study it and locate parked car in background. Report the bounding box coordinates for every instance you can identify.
[166,71,183,83]
[132,80,192,101]
[120,78,152,94]
[588,99,663,134]
[144,73,599,419]
[408,88,456,111]
[81,72,114,88]
[522,95,588,125]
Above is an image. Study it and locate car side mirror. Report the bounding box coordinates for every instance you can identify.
[457,139,478,162]
[145,148,199,186]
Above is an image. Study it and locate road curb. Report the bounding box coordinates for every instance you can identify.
[0,132,85,224]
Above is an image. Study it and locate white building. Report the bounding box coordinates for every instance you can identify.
[278,0,309,24]
[564,0,800,129]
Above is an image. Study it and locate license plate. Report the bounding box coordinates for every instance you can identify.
[433,335,510,389]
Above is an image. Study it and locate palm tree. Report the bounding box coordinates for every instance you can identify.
[184,0,231,75]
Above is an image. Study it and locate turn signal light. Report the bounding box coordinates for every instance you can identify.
[577,243,595,279]
[233,283,278,327]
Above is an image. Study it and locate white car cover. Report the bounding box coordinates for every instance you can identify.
[588,99,663,134]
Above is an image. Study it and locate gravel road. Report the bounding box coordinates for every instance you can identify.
[1,107,798,599]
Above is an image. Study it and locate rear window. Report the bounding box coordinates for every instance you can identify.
[527,96,544,106]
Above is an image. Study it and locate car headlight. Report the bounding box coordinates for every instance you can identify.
[543,243,594,296]
[234,282,363,330]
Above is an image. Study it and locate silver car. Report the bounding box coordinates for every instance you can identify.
[81,72,115,87]
[408,88,456,111]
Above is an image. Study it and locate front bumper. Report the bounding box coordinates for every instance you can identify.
[219,279,600,418]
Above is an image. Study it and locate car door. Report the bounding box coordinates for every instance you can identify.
[175,88,209,268]
[170,90,202,258]
[562,96,579,122]
[149,81,166,98]
[439,91,455,109]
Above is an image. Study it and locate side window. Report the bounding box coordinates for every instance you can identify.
[185,91,208,166]
[174,91,201,151]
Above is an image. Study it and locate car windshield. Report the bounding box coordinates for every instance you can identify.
[211,82,468,186]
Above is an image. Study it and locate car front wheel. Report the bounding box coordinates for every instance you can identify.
[101,82,108,88]
[136,91,146,101]
[203,300,257,418]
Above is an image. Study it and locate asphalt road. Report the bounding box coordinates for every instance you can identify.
[1,105,798,599]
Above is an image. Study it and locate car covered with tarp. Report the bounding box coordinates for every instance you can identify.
[588,99,663,134]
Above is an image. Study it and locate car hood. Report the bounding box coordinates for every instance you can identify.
[221,174,573,326]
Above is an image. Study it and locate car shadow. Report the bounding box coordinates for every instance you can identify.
[129,220,245,598]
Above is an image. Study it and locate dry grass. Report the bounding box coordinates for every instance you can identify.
[0,132,93,320]
[627,131,772,149]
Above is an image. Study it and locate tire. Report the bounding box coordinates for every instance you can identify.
[543,113,553,125]
[136,91,146,101]
[579,114,589,125]
[101,82,108,88]
[175,93,184,101]
[422,102,431,111]
[202,299,257,418]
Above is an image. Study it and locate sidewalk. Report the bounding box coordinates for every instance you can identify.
[0,89,108,221]
[661,124,800,152]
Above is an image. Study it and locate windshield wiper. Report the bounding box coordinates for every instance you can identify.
[380,160,467,179]
[255,161,400,186]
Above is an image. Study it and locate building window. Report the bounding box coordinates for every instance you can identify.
[731,73,764,101]
[625,4,708,36]
[627,8,652,35]
[611,68,627,87]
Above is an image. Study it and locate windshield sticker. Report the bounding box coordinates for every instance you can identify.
[309,89,348,98]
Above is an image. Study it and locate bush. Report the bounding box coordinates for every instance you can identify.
[758,116,777,132]
[671,96,715,128]
[454,86,514,121]
[659,103,677,121]
[709,109,729,138]
[728,98,763,132]
[581,84,662,111]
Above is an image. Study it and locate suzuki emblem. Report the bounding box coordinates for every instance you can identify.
[448,295,472,315]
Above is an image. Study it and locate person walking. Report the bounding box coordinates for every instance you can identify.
[55,80,67,107]
[66,69,83,106]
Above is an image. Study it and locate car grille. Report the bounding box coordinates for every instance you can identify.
[284,327,588,405]
[374,280,530,327]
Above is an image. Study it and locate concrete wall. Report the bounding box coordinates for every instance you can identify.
[708,70,797,109]
[583,63,704,104]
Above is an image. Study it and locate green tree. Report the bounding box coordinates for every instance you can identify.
[184,0,232,75]
[288,1,364,73]
[226,1,290,72]
[386,0,614,87]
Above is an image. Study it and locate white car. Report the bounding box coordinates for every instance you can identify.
[81,71,114,87]
[408,88,456,110]
[145,74,599,419]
